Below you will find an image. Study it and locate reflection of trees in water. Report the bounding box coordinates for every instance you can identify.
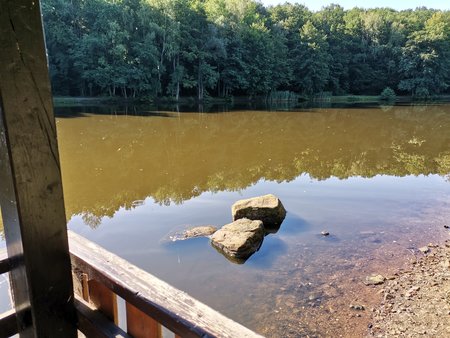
[52,105,450,226]
[81,212,102,229]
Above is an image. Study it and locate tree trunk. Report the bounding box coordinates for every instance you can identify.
[122,87,128,99]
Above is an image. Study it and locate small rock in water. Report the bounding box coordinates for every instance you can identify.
[419,246,430,254]
[163,225,218,243]
[210,218,264,263]
[444,225,449,229]
[321,231,330,236]
[182,226,218,239]
[308,293,320,301]
[364,274,385,285]
[231,194,286,232]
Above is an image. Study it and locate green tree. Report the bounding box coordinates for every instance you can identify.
[399,12,450,96]
[292,20,330,95]
[40,1,450,99]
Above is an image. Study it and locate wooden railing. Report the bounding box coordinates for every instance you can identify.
[0,231,263,337]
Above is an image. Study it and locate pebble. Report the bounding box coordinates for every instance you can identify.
[321,231,330,236]
[418,246,430,254]
[349,304,365,311]
[364,274,385,285]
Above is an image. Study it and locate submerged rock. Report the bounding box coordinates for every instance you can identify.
[231,194,286,231]
[163,225,218,242]
[364,274,385,286]
[183,226,217,238]
[211,218,264,262]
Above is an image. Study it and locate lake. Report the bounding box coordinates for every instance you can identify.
[1,102,450,336]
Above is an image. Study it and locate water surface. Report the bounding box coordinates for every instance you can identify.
[2,103,450,336]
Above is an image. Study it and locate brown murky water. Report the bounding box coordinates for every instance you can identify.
[1,103,450,336]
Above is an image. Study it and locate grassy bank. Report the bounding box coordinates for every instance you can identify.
[326,95,381,103]
[53,96,124,107]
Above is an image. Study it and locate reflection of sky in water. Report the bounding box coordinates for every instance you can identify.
[66,174,450,310]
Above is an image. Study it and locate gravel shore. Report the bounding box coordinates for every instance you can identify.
[369,240,450,337]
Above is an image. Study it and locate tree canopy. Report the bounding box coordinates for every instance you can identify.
[42,0,450,99]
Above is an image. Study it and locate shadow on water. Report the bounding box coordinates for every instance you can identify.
[244,236,288,268]
[277,214,313,235]
[55,106,178,118]
[54,99,398,118]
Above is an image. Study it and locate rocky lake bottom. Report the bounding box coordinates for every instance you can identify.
[252,201,450,337]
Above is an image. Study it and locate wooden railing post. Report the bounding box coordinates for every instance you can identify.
[0,0,76,336]
[89,279,119,325]
[126,302,162,338]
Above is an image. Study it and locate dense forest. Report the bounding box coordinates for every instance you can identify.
[42,0,450,100]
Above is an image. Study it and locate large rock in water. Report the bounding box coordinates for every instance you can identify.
[210,218,264,263]
[232,194,286,231]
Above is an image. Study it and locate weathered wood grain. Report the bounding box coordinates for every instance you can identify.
[69,231,263,338]
[0,0,76,336]
[126,301,162,338]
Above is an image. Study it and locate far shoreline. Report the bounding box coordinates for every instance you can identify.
[53,94,450,108]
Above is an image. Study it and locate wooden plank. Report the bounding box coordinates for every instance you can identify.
[0,1,76,336]
[75,297,130,338]
[69,231,263,338]
[0,95,31,336]
[126,301,162,338]
[82,273,90,301]
[72,269,85,301]
[0,309,19,337]
[89,279,119,325]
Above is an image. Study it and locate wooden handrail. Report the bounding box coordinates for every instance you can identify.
[1,233,263,337]
[69,230,262,338]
